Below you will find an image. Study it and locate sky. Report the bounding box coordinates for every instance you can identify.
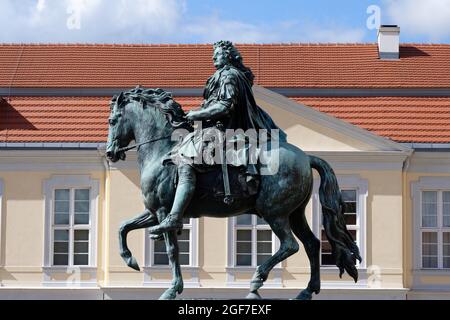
[0,0,449,44]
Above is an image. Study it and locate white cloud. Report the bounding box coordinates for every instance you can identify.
[0,0,184,43]
[384,0,450,41]
[0,0,366,44]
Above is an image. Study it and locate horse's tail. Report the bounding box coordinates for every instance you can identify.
[309,155,361,282]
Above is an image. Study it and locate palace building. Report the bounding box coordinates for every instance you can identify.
[1,26,450,299]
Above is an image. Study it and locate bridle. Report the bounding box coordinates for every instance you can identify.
[117,134,173,153]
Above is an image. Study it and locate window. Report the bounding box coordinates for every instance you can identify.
[43,175,99,269]
[312,176,367,269]
[320,189,358,266]
[144,217,199,287]
[52,188,90,266]
[420,190,450,269]
[233,215,274,267]
[150,218,193,266]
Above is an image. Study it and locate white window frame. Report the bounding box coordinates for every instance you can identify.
[143,217,199,287]
[312,175,368,271]
[412,177,450,271]
[226,216,281,287]
[43,175,99,283]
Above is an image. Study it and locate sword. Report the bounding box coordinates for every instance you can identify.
[216,121,233,205]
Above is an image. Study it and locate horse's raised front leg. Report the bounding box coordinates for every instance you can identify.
[247,214,299,299]
[119,209,157,271]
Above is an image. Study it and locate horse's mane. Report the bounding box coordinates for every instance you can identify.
[110,86,189,129]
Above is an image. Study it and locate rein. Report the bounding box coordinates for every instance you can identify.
[117,134,173,153]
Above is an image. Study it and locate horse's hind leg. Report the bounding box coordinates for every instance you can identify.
[158,229,184,300]
[119,209,157,271]
[247,214,299,299]
[290,205,321,300]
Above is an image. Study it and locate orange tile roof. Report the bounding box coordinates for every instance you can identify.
[0,96,201,143]
[2,96,450,144]
[1,43,450,89]
[292,96,450,143]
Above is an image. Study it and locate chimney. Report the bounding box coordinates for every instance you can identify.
[378,25,400,60]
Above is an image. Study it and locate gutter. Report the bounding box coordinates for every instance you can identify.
[401,148,414,290]
[98,147,110,287]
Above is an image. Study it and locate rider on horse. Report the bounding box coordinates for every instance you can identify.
[149,40,287,236]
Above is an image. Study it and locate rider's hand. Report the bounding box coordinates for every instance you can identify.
[185,111,199,122]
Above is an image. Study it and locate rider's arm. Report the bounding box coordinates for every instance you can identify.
[186,99,232,121]
[186,72,236,121]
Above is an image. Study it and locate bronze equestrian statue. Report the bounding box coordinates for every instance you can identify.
[105,41,361,300]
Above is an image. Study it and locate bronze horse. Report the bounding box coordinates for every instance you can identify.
[106,87,361,300]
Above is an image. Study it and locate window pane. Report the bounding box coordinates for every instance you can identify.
[74,254,89,266]
[422,232,438,269]
[236,242,251,254]
[154,240,166,253]
[54,230,69,241]
[422,256,438,268]
[444,232,450,244]
[237,230,251,241]
[54,201,69,213]
[444,192,450,227]
[54,242,68,253]
[444,257,450,269]
[236,254,251,266]
[177,229,190,241]
[178,241,190,253]
[344,202,357,214]
[444,233,450,268]
[236,215,252,225]
[74,213,89,225]
[74,230,89,241]
[422,191,437,228]
[54,214,70,225]
[179,253,190,265]
[344,213,357,225]
[154,253,169,265]
[422,232,438,244]
[321,253,335,266]
[182,218,191,224]
[53,254,68,265]
[257,230,272,242]
[75,201,89,213]
[341,190,356,202]
[55,189,70,201]
[423,191,438,202]
[257,254,271,265]
[422,244,438,255]
[74,242,89,253]
[321,239,332,252]
[257,242,272,254]
[75,189,89,201]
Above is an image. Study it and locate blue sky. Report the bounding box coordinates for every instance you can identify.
[1,0,449,44]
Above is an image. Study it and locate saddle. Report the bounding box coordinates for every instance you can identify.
[195,164,260,202]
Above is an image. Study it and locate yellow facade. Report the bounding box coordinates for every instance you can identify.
[0,87,448,299]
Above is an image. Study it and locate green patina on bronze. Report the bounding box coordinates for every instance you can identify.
[106,41,360,300]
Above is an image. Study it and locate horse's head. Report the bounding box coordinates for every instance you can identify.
[106,87,192,162]
[106,92,134,162]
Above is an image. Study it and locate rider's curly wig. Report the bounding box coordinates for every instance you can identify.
[213,40,255,85]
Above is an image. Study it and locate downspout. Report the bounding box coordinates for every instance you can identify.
[99,148,111,289]
[401,149,414,296]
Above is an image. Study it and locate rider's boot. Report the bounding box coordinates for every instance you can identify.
[149,164,196,235]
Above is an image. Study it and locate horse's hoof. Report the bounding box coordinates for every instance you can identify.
[246,292,262,300]
[127,256,140,271]
[159,289,177,300]
[295,289,313,300]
